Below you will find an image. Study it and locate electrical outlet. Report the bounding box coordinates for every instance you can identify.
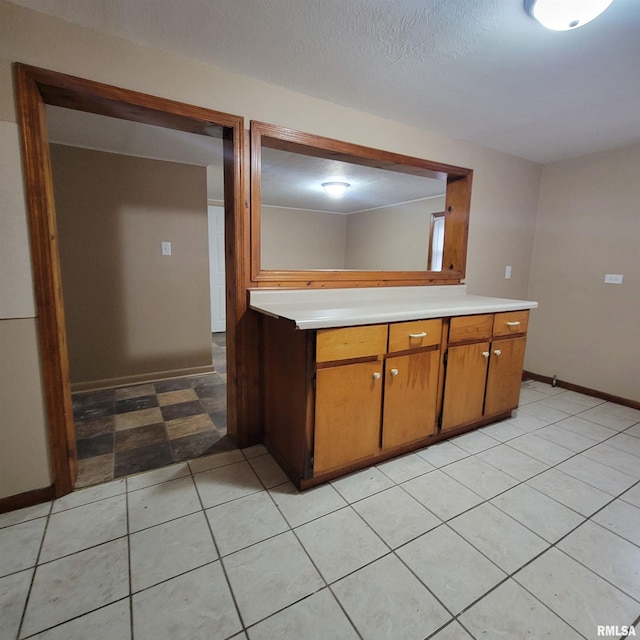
[604,273,623,284]
[505,265,512,280]
[161,242,172,256]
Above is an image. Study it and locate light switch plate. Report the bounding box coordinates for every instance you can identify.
[161,241,172,256]
[604,273,623,284]
[505,265,512,280]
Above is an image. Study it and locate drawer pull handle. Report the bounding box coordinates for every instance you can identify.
[482,351,490,358]
[494,349,502,356]
[390,368,399,376]
[372,372,381,380]
[409,332,427,339]
[506,321,521,327]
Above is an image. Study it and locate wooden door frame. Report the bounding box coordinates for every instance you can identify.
[13,63,255,498]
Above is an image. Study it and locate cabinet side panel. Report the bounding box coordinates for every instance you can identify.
[262,315,309,477]
[484,336,527,416]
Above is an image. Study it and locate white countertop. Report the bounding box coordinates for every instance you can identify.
[249,285,538,330]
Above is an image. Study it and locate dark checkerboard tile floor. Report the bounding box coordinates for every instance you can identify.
[72,333,229,487]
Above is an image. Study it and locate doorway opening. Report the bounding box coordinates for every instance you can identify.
[71,338,229,487]
[46,105,232,487]
[14,64,252,498]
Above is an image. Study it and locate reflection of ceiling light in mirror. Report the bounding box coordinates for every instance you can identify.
[524,0,614,30]
[321,181,350,197]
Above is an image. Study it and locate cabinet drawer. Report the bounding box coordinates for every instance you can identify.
[316,324,388,362]
[388,319,442,353]
[493,310,529,337]
[448,314,493,344]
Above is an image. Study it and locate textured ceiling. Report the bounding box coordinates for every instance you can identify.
[19,0,640,163]
[47,106,445,210]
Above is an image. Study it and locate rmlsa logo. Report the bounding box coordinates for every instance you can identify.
[597,625,636,637]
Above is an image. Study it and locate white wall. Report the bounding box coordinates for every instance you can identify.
[261,206,347,269]
[0,0,542,498]
[346,197,445,270]
[526,142,640,402]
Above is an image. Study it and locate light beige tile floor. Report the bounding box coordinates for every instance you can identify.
[2,381,639,639]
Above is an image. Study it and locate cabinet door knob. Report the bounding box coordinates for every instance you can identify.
[494,349,502,356]
[372,372,381,380]
[482,351,490,358]
[409,332,427,339]
[390,368,399,376]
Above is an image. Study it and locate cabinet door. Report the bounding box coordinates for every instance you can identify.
[382,351,439,449]
[441,342,490,431]
[313,361,382,475]
[484,336,527,416]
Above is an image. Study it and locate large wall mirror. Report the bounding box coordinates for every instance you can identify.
[250,121,473,286]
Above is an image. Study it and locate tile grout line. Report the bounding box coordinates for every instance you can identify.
[126,480,134,640]
[256,471,367,639]
[192,457,248,635]
[11,386,639,638]
[14,501,52,640]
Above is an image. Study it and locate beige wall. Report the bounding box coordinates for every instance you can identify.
[262,197,446,271]
[0,1,542,497]
[346,197,445,270]
[51,144,211,388]
[261,206,347,269]
[0,319,51,497]
[525,143,640,402]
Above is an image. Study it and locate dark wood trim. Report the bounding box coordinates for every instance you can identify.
[0,485,55,514]
[13,63,252,495]
[523,371,640,410]
[250,120,473,288]
[14,64,76,497]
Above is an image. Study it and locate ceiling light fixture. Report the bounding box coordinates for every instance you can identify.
[524,0,614,30]
[321,181,350,197]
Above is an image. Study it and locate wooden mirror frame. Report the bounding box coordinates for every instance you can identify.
[250,121,473,288]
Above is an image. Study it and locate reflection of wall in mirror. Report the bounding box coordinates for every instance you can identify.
[429,212,445,271]
[261,196,445,271]
[261,206,347,269]
[346,197,445,270]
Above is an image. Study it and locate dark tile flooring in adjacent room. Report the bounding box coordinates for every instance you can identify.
[72,333,230,487]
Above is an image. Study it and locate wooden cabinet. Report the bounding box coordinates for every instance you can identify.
[485,336,527,416]
[441,341,491,430]
[313,320,441,475]
[261,309,529,489]
[314,360,383,474]
[382,350,440,449]
[381,318,442,449]
[441,311,529,432]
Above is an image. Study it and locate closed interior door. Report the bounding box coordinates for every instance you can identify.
[208,205,226,333]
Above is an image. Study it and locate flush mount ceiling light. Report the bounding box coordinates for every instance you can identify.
[321,181,350,197]
[524,0,614,30]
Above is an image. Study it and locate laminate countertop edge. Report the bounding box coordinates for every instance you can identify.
[249,285,538,330]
